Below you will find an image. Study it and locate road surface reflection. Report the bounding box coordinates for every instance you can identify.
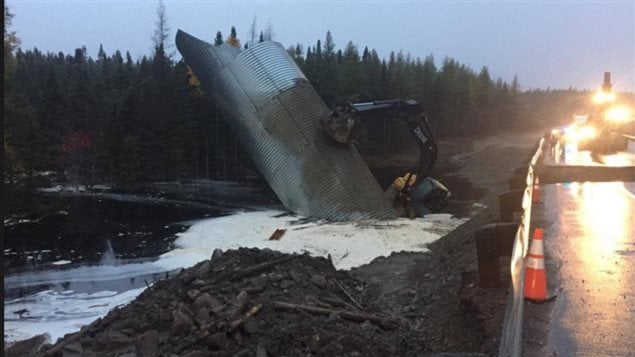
[550,181,635,355]
[578,182,630,285]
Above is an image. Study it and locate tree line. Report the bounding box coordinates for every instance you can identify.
[3,5,602,199]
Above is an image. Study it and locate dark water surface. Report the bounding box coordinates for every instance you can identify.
[4,170,483,275]
[4,194,223,273]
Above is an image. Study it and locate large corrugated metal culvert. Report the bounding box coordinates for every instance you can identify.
[176,30,397,221]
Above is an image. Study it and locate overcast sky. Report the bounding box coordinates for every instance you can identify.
[6,0,635,92]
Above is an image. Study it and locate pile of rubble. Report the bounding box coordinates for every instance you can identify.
[36,248,430,357]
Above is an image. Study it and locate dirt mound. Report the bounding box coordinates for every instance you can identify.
[31,242,506,357]
[35,248,432,357]
[32,243,504,357]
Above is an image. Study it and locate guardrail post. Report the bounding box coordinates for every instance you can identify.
[498,189,524,222]
[476,226,499,287]
[495,222,518,256]
[513,166,528,176]
[507,173,526,191]
[475,222,519,288]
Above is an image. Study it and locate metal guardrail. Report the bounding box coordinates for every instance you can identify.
[498,138,544,357]
[624,134,635,153]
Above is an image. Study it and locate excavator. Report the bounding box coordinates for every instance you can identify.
[320,99,450,217]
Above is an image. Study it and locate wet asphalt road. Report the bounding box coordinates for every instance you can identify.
[539,182,635,356]
[528,147,635,356]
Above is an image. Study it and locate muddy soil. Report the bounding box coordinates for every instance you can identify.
[5,130,543,356]
[351,129,542,354]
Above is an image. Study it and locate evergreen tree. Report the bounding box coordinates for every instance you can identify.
[214,31,223,46]
[117,135,142,187]
[4,6,47,190]
[152,0,170,56]
[2,14,545,199]
[340,41,362,102]
[226,26,241,48]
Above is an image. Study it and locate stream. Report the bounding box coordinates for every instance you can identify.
[4,174,485,343]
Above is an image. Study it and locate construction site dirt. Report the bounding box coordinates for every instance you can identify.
[6,130,542,357]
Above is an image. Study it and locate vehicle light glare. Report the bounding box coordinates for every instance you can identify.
[592,90,616,104]
[564,126,580,145]
[605,106,633,123]
[579,125,596,139]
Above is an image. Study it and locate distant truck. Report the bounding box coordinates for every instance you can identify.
[567,72,632,157]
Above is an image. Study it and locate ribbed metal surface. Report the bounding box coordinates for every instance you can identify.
[176,30,397,221]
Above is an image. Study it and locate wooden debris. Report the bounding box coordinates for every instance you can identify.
[268,228,286,240]
[226,291,250,320]
[334,280,364,310]
[227,304,263,333]
[230,255,297,281]
[320,296,347,308]
[272,301,398,330]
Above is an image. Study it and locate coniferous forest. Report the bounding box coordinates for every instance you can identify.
[3,5,611,206]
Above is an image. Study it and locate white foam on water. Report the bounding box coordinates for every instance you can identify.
[172,210,466,270]
[4,287,145,343]
[51,260,72,266]
[4,209,466,343]
[4,253,204,290]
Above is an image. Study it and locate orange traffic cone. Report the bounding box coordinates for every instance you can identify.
[532,177,541,203]
[524,228,554,303]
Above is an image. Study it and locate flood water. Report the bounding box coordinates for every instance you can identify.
[4,195,220,275]
[4,174,484,343]
[3,180,278,342]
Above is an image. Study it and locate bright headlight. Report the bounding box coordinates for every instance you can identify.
[605,106,633,123]
[592,90,616,104]
[579,125,596,140]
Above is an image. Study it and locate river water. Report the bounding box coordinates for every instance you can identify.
[4,176,485,343]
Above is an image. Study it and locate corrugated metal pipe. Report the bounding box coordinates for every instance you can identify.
[175,30,397,221]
